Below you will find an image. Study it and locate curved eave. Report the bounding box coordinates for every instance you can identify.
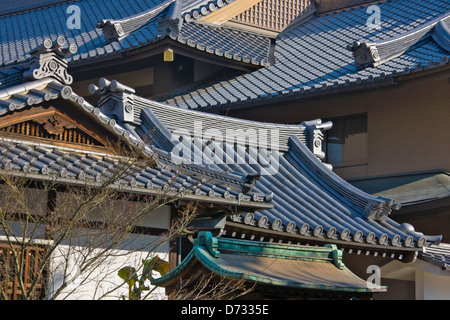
[224,220,420,256]
[0,78,148,151]
[152,241,385,293]
[167,60,450,112]
[230,136,438,251]
[0,139,272,212]
[135,96,439,250]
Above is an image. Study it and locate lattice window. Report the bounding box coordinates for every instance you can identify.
[0,120,103,146]
[232,0,315,32]
[0,243,46,300]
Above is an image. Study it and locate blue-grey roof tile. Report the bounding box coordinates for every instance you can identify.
[0,0,169,65]
[89,86,438,250]
[162,0,450,110]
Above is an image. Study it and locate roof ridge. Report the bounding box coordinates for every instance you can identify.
[96,0,175,42]
[315,0,387,15]
[181,0,236,22]
[347,12,450,69]
[432,18,450,52]
[1,36,77,88]
[287,135,402,222]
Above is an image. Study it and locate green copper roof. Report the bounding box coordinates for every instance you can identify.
[151,232,386,294]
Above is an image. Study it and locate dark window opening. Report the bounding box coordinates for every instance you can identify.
[325,114,368,167]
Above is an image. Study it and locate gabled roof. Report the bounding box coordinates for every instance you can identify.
[1,35,442,254]
[0,0,274,69]
[0,0,166,65]
[163,0,450,110]
[420,243,450,271]
[0,39,272,212]
[151,231,386,297]
[85,75,443,253]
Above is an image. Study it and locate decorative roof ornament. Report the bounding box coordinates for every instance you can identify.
[301,119,333,168]
[346,41,381,69]
[23,36,77,85]
[89,78,136,123]
[363,196,401,221]
[97,0,175,42]
[347,13,450,70]
[98,22,126,42]
[193,231,220,258]
[243,172,261,192]
[432,19,450,52]
[157,0,183,38]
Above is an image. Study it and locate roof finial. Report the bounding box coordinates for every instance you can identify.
[22,36,77,85]
[157,0,183,38]
[97,0,175,42]
[89,78,136,123]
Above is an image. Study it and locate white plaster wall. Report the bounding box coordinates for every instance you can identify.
[381,259,450,300]
[415,269,450,300]
[48,234,169,300]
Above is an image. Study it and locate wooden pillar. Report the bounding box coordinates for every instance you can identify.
[45,189,57,240]
[168,204,179,272]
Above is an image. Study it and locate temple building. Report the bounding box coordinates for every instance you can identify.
[0,0,449,299]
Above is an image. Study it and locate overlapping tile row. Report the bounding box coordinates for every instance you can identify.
[163,0,450,109]
[0,0,70,17]
[0,0,273,68]
[0,137,270,208]
[420,243,450,270]
[0,0,165,65]
[0,64,27,89]
[173,21,272,66]
[0,74,271,209]
[130,89,439,249]
[181,0,236,22]
[0,78,70,115]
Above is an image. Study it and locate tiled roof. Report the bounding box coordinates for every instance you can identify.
[181,0,238,22]
[151,231,387,295]
[0,0,166,65]
[86,78,443,252]
[0,36,77,91]
[0,138,272,210]
[0,41,272,210]
[0,92,272,210]
[420,243,450,270]
[0,0,273,68]
[1,33,443,255]
[171,22,273,66]
[0,0,72,17]
[163,0,450,109]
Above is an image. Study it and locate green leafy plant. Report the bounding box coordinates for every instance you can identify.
[118,256,169,300]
